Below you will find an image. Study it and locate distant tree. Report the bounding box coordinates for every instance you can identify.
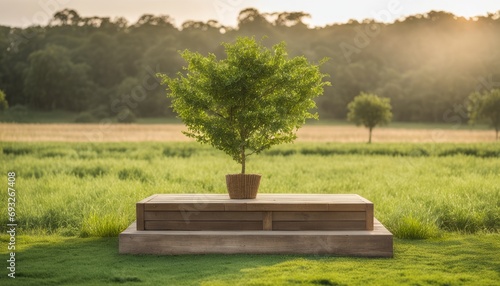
[468,89,500,140]
[347,92,392,143]
[75,32,123,89]
[50,9,81,26]
[237,8,274,37]
[1,8,499,122]
[158,37,330,174]
[0,89,8,111]
[135,14,174,27]
[24,45,93,111]
[274,12,311,27]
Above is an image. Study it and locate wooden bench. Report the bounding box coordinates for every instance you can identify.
[136,194,374,231]
[120,194,393,257]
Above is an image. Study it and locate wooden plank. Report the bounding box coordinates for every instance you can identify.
[365,203,374,230]
[137,194,159,204]
[145,221,262,231]
[126,219,390,236]
[146,203,366,212]
[119,219,393,257]
[139,194,375,232]
[263,212,273,231]
[272,211,365,221]
[148,194,348,199]
[137,194,160,231]
[247,203,329,211]
[136,203,145,231]
[147,194,368,205]
[273,221,366,231]
[357,195,374,204]
[143,194,372,212]
[144,211,263,221]
[145,203,225,211]
[328,204,366,211]
[224,203,247,211]
[151,194,227,199]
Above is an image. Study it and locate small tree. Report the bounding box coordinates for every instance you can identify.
[347,92,392,143]
[0,89,8,111]
[468,89,500,140]
[158,37,330,174]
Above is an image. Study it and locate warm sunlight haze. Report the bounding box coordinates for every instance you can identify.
[1,1,499,285]
[1,0,499,27]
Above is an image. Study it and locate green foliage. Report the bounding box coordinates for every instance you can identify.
[468,89,500,140]
[0,108,81,123]
[116,107,136,123]
[74,111,97,123]
[159,37,330,173]
[88,105,110,119]
[23,45,93,111]
[1,9,500,122]
[347,93,392,143]
[6,104,27,113]
[0,89,8,111]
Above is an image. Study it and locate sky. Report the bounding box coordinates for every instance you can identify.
[1,0,499,28]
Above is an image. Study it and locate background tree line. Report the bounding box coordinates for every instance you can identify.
[0,8,499,122]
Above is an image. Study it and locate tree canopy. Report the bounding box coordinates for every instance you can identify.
[468,89,500,140]
[159,37,329,173]
[347,92,392,143]
[0,9,499,123]
[23,45,92,111]
[0,89,7,111]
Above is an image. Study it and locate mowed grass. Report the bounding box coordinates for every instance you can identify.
[0,142,499,285]
[0,234,499,286]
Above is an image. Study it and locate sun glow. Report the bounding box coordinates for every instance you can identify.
[0,0,499,28]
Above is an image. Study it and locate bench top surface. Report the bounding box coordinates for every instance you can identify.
[137,194,375,227]
[139,194,372,206]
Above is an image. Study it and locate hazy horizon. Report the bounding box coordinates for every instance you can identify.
[1,0,499,28]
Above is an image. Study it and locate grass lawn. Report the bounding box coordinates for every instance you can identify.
[0,234,498,285]
[0,142,499,285]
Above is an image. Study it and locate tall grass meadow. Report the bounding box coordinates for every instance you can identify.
[0,142,498,239]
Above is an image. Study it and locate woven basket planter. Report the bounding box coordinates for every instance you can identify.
[226,174,261,199]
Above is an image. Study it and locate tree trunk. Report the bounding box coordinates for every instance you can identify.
[368,127,373,144]
[241,147,246,174]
